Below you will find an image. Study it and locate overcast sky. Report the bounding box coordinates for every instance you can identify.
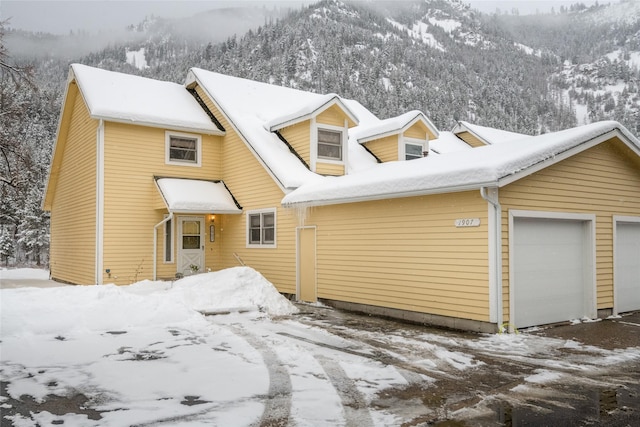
[1,1,618,35]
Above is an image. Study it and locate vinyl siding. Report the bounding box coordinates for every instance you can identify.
[102,122,222,284]
[405,122,428,139]
[194,85,297,294]
[301,191,491,321]
[364,135,399,163]
[316,162,345,176]
[317,104,352,127]
[279,121,311,166]
[500,138,640,320]
[49,84,98,285]
[456,131,486,148]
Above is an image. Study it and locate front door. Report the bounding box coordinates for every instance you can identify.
[178,216,204,276]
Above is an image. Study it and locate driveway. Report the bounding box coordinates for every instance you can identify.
[1,273,639,426]
[293,305,640,426]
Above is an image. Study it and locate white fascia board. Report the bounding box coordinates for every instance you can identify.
[357,113,436,144]
[268,96,360,132]
[282,181,495,208]
[88,115,225,136]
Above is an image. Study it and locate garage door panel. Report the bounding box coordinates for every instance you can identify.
[513,217,592,328]
[616,222,640,313]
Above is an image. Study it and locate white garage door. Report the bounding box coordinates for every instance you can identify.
[615,221,640,313]
[512,217,593,329]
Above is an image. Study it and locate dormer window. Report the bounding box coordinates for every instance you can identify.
[405,142,424,160]
[317,128,343,161]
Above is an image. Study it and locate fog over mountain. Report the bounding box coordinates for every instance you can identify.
[1,0,639,266]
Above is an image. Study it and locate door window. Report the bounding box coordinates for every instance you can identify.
[182,220,201,249]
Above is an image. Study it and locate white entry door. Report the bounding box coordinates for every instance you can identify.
[615,220,640,313]
[178,217,204,276]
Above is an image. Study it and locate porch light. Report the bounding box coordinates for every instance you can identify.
[209,214,216,223]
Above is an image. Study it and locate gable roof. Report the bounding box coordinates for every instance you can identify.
[282,121,640,207]
[70,64,224,135]
[452,120,530,145]
[354,110,440,143]
[265,93,359,131]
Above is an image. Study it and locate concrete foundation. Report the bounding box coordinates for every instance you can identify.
[320,299,498,334]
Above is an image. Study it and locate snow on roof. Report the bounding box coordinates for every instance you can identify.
[155,178,241,214]
[429,131,473,154]
[187,68,332,190]
[352,110,439,143]
[282,121,639,207]
[453,121,531,145]
[264,93,359,131]
[70,64,222,134]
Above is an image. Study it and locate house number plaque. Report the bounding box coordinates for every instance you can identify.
[455,218,480,227]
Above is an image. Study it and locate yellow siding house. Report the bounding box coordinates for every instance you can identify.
[45,64,640,332]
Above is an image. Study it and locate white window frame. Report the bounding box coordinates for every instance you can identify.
[246,208,277,248]
[165,131,202,167]
[312,120,347,166]
[401,137,427,161]
[317,127,344,161]
[163,214,174,263]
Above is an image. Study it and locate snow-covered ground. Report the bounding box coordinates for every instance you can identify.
[2,267,639,426]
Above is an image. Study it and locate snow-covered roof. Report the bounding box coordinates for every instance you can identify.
[70,64,223,135]
[429,131,473,154]
[353,110,439,143]
[187,69,332,190]
[282,121,640,207]
[264,93,359,131]
[452,120,531,145]
[155,178,242,214]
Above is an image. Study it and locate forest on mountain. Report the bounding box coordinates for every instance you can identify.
[1,0,639,267]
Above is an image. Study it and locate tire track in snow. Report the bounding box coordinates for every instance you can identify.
[230,326,292,427]
[315,354,374,427]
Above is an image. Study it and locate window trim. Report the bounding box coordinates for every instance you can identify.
[402,137,427,161]
[317,128,344,161]
[163,214,174,263]
[165,131,202,167]
[313,122,346,166]
[246,208,277,248]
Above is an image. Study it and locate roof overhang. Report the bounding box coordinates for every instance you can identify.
[357,112,439,144]
[70,64,225,136]
[155,177,242,214]
[281,181,494,208]
[266,95,360,132]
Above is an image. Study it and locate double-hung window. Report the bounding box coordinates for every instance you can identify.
[247,209,276,247]
[166,132,201,166]
[317,128,343,161]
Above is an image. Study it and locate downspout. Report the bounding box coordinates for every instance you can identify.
[153,212,173,281]
[480,187,503,331]
[96,119,105,285]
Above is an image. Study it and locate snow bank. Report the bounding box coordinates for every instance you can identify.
[150,266,299,317]
[1,267,297,337]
